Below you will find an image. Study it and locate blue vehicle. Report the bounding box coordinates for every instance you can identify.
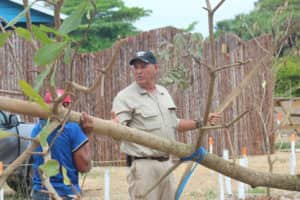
[0,111,35,196]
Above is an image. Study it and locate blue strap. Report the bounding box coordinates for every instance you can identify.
[180,147,207,163]
[176,147,207,200]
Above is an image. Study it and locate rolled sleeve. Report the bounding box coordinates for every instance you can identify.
[112,95,132,125]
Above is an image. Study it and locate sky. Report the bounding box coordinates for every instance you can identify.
[123,0,259,37]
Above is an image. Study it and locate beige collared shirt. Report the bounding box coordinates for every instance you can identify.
[112,82,179,157]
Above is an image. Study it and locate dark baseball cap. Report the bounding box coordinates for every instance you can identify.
[129,51,157,65]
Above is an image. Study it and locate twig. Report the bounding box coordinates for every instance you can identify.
[190,54,212,71]
[212,0,226,14]
[68,38,128,93]
[40,172,62,200]
[213,59,252,73]
[215,55,270,114]
[242,22,271,55]
[224,128,236,162]
[137,161,182,199]
[176,0,219,193]
[200,110,249,130]
[80,173,88,194]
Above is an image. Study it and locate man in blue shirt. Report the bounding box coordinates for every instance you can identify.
[31,89,93,200]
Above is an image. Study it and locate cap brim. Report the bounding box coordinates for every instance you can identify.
[129,57,150,65]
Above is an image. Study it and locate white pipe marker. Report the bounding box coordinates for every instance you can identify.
[218,173,224,200]
[222,149,232,196]
[290,134,296,175]
[104,169,110,200]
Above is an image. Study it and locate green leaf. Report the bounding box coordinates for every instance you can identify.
[34,42,67,66]
[50,66,57,87]
[0,130,16,140]
[15,27,32,41]
[4,1,36,29]
[0,32,11,47]
[39,121,50,147]
[39,160,59,177]
[63,43,72,65]
[34,67,51,92]
[39,25,68,39]
[59,1,89,34]
[183,21,198,32]
[19,80,49,112]
[62,166,71,185]
[32,25,52,45]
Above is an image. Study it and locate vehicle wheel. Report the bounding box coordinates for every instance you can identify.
[6,164,32,197]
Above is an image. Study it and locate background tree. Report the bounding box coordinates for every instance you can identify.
[61,0,151,52]
[215,0,300,97]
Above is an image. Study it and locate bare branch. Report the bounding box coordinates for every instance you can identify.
[190,54,212,71]
[213,59,252,73]
[40,173,62,200]
[225,128,236,162]
[23,0,32,32]
[242,22,272,55]
[54,0,64,30]
[138,161,182,198]
[215,55,270,113]
[200,110,249,130]
[1,96,300,191]
[205,0,212,11]
[226,110,249,128]
[202,7,209,12]
[212,0,226,14]
[68,38,128,93]
[177,0,221,192]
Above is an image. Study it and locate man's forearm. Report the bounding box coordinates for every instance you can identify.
[177,119,200,132]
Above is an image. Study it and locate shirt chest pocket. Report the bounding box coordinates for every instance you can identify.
[134,108,161,131]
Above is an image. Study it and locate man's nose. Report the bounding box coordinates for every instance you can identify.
[135,67,143,73]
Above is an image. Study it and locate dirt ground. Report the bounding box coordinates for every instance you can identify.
[4,152,300,200]
[80,151,300,200]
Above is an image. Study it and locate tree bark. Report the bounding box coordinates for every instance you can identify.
[0,96,300,191]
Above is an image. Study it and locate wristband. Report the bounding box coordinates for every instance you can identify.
[194,119,202,128]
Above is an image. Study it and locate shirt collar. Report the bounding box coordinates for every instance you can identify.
[134,82,164,95]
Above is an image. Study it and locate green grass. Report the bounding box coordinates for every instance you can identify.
[275,142,300,150]
[203,189,217,200]
[4,193,30,200]
[247,187,266,194]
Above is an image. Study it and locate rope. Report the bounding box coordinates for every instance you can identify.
[176,147,207,200]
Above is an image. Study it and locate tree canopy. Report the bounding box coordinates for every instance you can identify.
[61,0,151,52]
[215,0,300,97]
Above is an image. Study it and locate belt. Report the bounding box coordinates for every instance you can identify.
[132,156,169,162]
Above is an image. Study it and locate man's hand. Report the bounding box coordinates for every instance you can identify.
[80,112,93,134]
[208,113,220,125]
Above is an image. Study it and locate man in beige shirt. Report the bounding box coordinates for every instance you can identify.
[112,51,219,200]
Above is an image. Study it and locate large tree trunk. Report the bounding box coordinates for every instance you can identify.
[0,96,300,191]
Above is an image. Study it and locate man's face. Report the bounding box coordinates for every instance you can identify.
[132,60,158,89]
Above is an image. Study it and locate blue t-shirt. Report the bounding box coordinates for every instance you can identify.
[31,119,88,196]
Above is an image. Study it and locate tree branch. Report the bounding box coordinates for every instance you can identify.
[212,0,226,14]
[1,96,300,191]
[68,38,128,94]
[23,0,32,32]
[213,59,252,73]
